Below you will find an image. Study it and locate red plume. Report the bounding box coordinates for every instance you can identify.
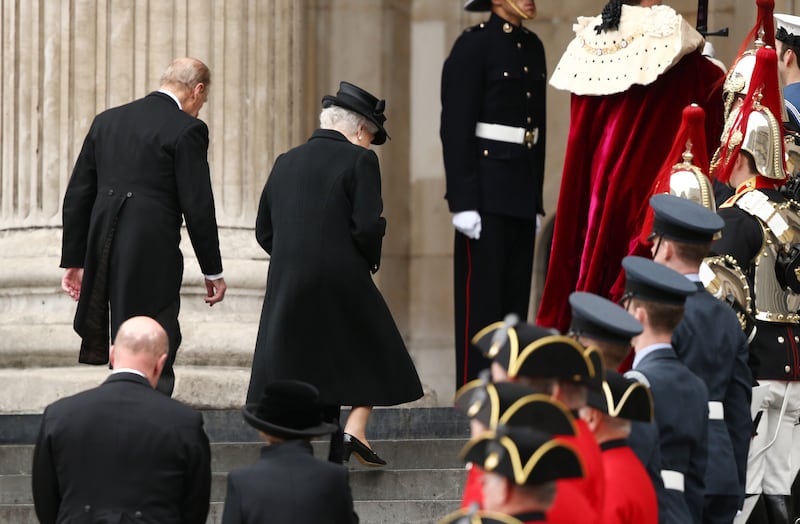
[713,46,786,185]
[638,104,709,244]
[735,0,775,59]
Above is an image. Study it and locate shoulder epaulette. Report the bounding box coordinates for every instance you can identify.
[465,21,488,33]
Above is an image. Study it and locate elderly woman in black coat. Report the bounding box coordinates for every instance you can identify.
[247,82,423,466]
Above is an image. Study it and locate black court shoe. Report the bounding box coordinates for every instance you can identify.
[343,432,387,467]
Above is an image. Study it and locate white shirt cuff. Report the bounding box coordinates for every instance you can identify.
[204,272,224,280]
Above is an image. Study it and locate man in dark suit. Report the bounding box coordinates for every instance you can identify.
[622,256,710,523]
[32,316,212,524]
[222,380,359,524]
[440,0,546,388]
[648,193,752,523]
[60,57,227,396]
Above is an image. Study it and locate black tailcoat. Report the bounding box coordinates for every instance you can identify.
[221,439,358,524]
[32,372,211,524]
[672,283,752,505]
[61,92,223,366]
[635,346,709,524]
[247,129,423,406]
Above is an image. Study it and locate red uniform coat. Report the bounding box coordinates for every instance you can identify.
[547,419,603,523]
[601,439,658,524]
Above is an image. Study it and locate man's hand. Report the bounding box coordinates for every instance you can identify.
[452,210,482,240]
[61,268,84,301]
[204,277,227,306]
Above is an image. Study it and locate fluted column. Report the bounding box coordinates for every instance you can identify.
[0,0,308,411]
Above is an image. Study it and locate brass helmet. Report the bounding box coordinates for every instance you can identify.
[669,145,717,211]
[722,39,764,122]
[727,101,786,180]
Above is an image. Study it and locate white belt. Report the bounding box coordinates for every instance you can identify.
[708,401,724,420]
[475,122,539,146]
[661,470,685,492]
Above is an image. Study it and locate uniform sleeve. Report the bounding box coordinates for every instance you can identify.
[60,122,99,268]
[181,413,212,524]
[221,473,243,524]
[685,389,709,523]
[349,149,386,273]
[440,33,483,213]
[31,409,60,524]
[726,330,754,504]
[174,120,223,275]
[711,207,762,269]
[335,469,359,524]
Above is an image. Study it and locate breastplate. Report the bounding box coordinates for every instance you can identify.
[736,190,800,322]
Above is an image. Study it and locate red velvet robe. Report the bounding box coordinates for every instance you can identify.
[536,51,724,331]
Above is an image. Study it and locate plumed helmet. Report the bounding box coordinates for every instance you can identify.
[669,146,717,211]
[727,102,786,180]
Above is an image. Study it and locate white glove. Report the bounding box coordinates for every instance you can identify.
[452,210,482,240]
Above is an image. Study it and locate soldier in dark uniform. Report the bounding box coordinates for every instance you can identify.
[568,291,667,522]
[647,193,753,523]
[440,0,546,389]
[710,46,800,524]
[621,256,709,524]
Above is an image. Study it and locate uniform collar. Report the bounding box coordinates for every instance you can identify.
[487,12,529,35]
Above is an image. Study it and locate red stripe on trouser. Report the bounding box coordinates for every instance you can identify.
[463,238,472,385]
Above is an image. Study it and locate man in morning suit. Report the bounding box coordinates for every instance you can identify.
[441,0,546,388]
[622,256,710,523]
[32,316,212,524]
[222,380,358,524]
[648,193,752,523]
[60,57,227,396]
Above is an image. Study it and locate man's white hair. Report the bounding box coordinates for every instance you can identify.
[319,105,378,135]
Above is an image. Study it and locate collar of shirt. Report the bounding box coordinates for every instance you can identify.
[111,368,146,379]
[684,273,700,283]
[157,88,182,110]
[633,343,672,369]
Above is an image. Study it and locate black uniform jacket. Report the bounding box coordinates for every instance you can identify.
[672,283,752,499]
[440,12,547,220]
[248,129,422,406]
[221,439,358,524]
[61,92,223,363]
[713,189,800,381]
[636,346,709,524]
[32,372,212,524]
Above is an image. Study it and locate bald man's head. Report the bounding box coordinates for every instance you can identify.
[110,317,169,387]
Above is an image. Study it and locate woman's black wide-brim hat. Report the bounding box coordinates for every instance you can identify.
[242,380,338,439]
[321,81,389,145]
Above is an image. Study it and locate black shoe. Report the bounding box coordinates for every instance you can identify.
[343,433,386,467]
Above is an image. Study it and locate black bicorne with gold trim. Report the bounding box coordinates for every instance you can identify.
[460,426,585,486]
[586,369,654,422]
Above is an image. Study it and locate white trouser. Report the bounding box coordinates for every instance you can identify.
[735,380,800,523]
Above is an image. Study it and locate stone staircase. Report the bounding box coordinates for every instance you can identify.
[0,408,469,524]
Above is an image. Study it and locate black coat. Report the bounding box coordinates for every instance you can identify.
[221,439,358,524]
[672,283,752,500]
[32,373,212,524]
[440,12,547,219]
[61,92,223,362]
[247,129,423,406]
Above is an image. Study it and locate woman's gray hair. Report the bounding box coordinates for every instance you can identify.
[319,105,378,135]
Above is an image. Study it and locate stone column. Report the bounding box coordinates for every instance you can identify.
[0,0,308,412]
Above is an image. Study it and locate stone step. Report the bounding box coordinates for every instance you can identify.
[0,442,468,504]
[0,438,468,476]
[0,500,465,524]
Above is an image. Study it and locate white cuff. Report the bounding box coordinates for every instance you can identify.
[204,272,224,280]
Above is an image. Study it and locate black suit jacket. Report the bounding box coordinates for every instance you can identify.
[32,372,211,524]
[221,439,358,524]
[61,91,223,363]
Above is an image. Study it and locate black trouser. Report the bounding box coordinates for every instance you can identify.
[453,213,536,389]
[703,494,739,524]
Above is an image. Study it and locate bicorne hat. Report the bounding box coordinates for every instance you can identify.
[586,370,654,422]
[242,380,338,439]
[321,81,389,145]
